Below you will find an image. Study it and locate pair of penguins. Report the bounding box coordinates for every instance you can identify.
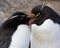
[0,5,60,48]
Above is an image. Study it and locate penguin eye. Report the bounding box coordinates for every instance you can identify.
[21,15,26,18]
[20,15,26,20]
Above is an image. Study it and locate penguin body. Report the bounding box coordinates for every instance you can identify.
[9,25,30,48]
[29,5,60,48]
[31,19,60,48]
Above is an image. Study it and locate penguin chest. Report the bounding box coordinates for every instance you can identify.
[9,25,30,48]
[31,19,60,48]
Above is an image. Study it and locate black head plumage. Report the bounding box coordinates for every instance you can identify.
[2,12,30,29]
[30,5,60,25]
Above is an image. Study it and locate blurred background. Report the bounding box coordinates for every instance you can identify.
[0,0,60,21]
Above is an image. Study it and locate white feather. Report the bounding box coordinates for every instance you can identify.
[31,19,60,48]
[9,25,30,48]
[9,15,18,19]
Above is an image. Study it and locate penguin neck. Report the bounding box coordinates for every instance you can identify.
[2,20,19,29]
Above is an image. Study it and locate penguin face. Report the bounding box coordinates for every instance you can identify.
[29,5,60,25]
[3,12,30,29]
[11,12,27,19]
[28,5,48,25]
[10,12,31,24]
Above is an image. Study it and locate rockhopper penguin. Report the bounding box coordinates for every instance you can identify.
[28,5,60,48]
[0,12,31,48]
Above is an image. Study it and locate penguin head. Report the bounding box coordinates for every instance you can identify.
[3,12,30,29]
[29,5,60,25]
[9,12,30,25]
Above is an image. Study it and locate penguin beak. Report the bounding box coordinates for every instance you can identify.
[29,18,35,26]
[27,13,36,26]
[27,13,35,18]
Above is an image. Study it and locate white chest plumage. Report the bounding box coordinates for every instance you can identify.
[31,19,60,48]
[9,25,30,48]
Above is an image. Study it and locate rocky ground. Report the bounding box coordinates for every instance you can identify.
[0,0,60,21]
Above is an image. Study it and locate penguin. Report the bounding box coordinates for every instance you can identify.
[0,12,31,48]
[28,5,60,48]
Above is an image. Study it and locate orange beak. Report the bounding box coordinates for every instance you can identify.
[27,13,35,18]
[27,13,36,26]
[29,18,35,26]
